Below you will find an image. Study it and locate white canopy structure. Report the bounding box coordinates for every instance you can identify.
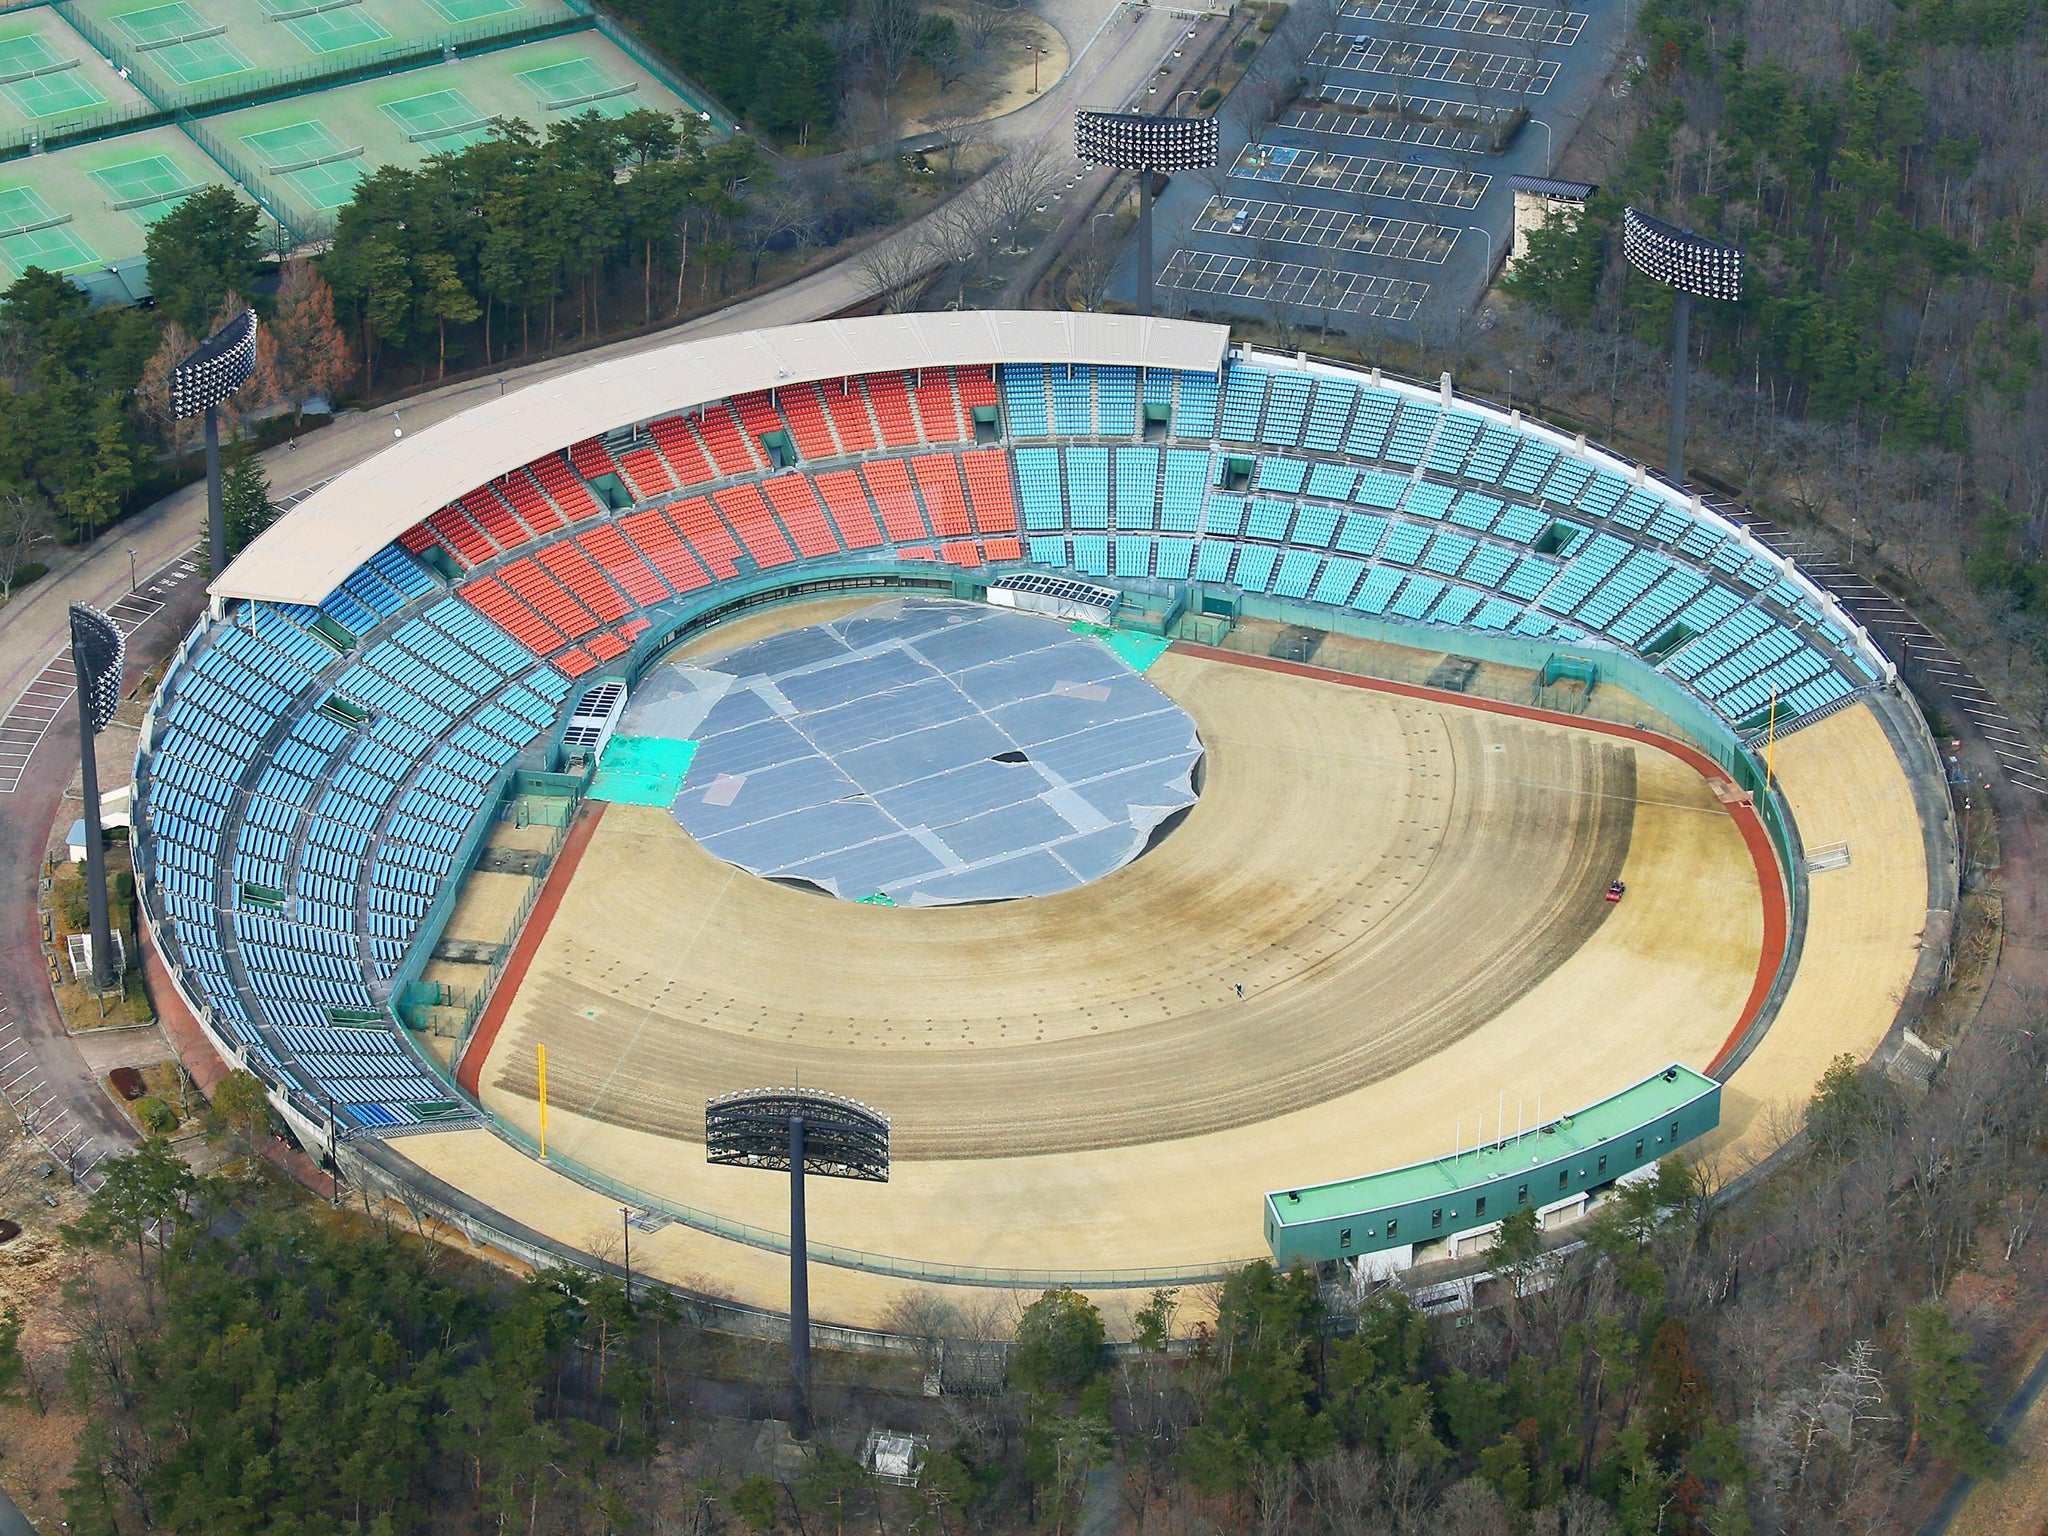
[213,312,1231,607]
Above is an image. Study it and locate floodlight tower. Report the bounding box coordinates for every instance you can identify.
[1621,208,1743,487]
[69,605,125,992]
[706,1089,891,1440]
[169,309,258,579]
[1076,109,1219,317]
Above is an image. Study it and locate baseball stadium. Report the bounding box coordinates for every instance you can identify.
[128,312,1953,1323]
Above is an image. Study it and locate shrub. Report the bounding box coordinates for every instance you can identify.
[1197,85,1222,110]
[135,1096,178,1135]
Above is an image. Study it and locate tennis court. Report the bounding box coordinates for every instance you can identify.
[0,11,148,137]
[380,85,492,148]
[0,125,270,282]
[206,32,702,221]
[111,1,255,84]
[0,185,96,275]
[260,0,393,54]
[242,117,367,207]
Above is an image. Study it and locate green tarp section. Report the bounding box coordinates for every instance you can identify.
[588,734,699,806]
[856,892,897,906]
[1072,622,1172,674]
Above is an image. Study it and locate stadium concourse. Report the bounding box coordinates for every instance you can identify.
[135,312,1945,1322]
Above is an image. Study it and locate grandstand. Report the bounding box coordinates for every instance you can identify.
[132,312,1938,1300]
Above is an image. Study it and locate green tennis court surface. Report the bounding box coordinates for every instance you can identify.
[380,87,490,147]
[0,186,97,273]
[114,2,252,84]
[242,119,364,207]
[421,0,520,19]
[517,56,638,116]
[261,0,392,54]
[0,34,105,118]
[90,154,201,222]
[589,735,697,806]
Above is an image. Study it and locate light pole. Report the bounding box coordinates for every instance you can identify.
[169,310,257,578]
[1525,117,1553,172]
[1173,89,1199,116]
[1027,42,1048,93]
[620,1205,633,1304]
[126,547,136,593]
[69,606,124,993]
[1622,207,1743,487]
[707,1089,890,1441]
[1076,110,1219,317]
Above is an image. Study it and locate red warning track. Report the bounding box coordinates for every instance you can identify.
[1169,642,1791,1074]
[455,800,607,1097]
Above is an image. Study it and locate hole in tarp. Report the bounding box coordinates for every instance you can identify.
[990,750,1030,764]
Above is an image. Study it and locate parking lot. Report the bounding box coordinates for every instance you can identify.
[1145,0,1633,336]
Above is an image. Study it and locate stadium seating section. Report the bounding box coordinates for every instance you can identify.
[137,357,1878,1138]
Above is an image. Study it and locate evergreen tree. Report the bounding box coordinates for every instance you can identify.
[220,433,275,561]
[143,187,262,338]
[1902,1305,1996,1471]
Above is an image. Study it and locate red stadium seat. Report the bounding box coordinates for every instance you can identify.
[497,469,565,533]
[909,455,972,538]
[649,415,715,487]
[814,469,884,549]
[577,525,670,607]
[713,484,795,567]
[761,474,841,559]
[860,460,930,544]
[914,370,965,442]
[959,448,1018,533]
[777,383,841,458]
[538,541,631,622]
[820,376,878,452]
[502,558,601,639]
[618,508,711,591]
[864,372,920,449]
[666,495,744,579]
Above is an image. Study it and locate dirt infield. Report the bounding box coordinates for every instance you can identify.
[484,650,1640,1159]
[418,603,1778,1310]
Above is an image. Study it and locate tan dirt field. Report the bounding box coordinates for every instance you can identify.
[1698,702,1931,1176]
[390,608,1798,1322]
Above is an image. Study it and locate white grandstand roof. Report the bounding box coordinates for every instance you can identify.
[214,312,1231,606]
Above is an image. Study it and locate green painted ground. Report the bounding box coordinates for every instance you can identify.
[1071,622,1172,674]
[588,734,698,806]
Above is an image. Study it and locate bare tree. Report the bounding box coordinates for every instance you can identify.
[852,0,928,115]
[0,489,51,602]
[961,0,1027,62]
[977,139,1064,252]
[857,228,942,311]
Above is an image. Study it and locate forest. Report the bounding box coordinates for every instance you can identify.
[9,1005,2042,1536]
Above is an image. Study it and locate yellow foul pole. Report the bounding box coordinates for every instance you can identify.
[538,1042,549,1159]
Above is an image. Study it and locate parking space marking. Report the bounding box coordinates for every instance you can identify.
[1282,94,1506,152]
[1231,144,1489,207]
[1339,0,1587,44]
[1313,33,1560,93]
[1197,196,1461,262]
[1162,249,1429,319]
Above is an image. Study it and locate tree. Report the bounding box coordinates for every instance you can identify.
[1805,1052,1899,1160]
[202,1067,272,1169]
[143,186,261,337]
[1901,1305,1996,1471]
[916,12,965,92]
[264,257,354,423]
[0,486,50,600]
[62,1137,199,1284]
[0,1303,28,1410]
[1011,1286,1105,1396]
[134,319,199,456]
[419,251,481,380]
[730,1473,781,1532]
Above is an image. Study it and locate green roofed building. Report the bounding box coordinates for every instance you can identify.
[1265,1064,1721,1273]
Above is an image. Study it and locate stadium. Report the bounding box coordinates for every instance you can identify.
[130,312,1952,1323]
